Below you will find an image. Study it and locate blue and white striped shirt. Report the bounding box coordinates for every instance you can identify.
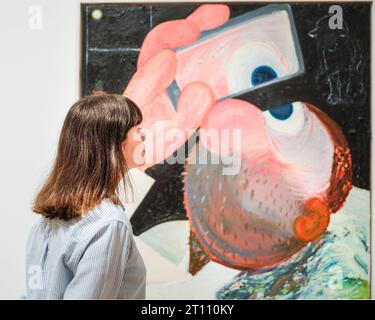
[24,199,146,299]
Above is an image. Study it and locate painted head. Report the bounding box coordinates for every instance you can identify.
[184,99,352,270]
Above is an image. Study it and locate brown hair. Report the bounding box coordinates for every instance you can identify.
[33,93,143,220]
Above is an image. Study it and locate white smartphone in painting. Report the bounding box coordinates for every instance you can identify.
[166,4,305,108]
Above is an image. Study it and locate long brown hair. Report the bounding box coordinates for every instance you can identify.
[33,93,143,220]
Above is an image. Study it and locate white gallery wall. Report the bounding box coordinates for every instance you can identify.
[0,0,373,299]
[0,0,80,298]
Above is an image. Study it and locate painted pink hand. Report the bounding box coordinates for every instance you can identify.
[124,4,230,167]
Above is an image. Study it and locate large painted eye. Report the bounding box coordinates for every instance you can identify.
[269,103,293,120]
[263,101,305,135]
[251,65,278,86]
[227,43,290,94]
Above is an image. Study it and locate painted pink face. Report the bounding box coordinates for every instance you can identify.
[124,4,352,270]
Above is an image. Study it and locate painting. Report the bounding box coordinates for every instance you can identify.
[81,2,370,299]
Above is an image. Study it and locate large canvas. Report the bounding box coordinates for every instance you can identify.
[81,2,371,299]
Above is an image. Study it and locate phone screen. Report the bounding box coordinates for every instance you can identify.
[166,4,304,109]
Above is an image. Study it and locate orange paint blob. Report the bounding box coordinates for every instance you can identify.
[293,198,331,243]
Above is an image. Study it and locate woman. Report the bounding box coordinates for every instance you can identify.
[25,93,147,299]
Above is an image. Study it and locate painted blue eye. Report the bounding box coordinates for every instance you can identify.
[269,103,294,120]
[251,65,278,86]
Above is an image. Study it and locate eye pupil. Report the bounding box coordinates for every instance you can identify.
[251,65,278,86]
[269,103,294,120]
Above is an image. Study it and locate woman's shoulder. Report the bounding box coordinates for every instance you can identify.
[31,199,131,242]
[63,199,133,269]
[26,216,46,243]
[70,199,131,235]
[94,199,130,225]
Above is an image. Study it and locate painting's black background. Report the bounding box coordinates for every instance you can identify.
[81,2,370,235]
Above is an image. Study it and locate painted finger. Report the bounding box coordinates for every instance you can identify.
[137,19,200,68]
[124,49,176,106]
[176,81,215,130]
[140,91,177,128]
[186,4,230,31]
